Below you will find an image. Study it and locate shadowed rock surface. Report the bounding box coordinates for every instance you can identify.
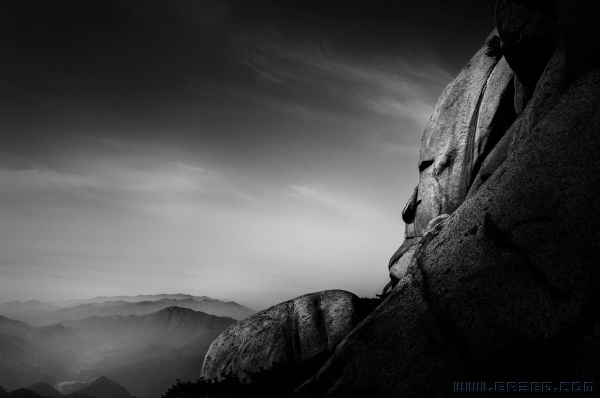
[201,290,365,381]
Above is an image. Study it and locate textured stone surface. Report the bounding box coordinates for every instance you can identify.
[409,32,499,237]
[295,64,600,398]
[389,238,420,284]
[472,56,515,159]
[513,75,528,115]
[469,44,566,196]
[201,290,363,381]
[426,213,449,232]
[394,42,515,288]
[495,0,559,91]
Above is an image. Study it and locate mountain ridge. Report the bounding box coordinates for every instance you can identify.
[1,295,255,327]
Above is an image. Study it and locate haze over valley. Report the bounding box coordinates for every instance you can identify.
[0,294,253,397]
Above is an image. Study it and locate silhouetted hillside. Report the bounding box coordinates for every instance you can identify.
[73,377,134,398]
[107,353,204,398]
[27,325,83,352]
[26,383,63,397]
[6,389,44,398]
[0,297,238,394]
[0,333,74,392]
[138,378,175,398]
[0,316,34,336]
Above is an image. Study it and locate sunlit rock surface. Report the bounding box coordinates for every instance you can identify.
[201,290,364,381]
[389,33,516,283]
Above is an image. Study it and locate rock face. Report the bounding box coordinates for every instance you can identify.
[389,33,517,283]
[293,0,600,396]
[407,30,507,237]
[201,290,364,381]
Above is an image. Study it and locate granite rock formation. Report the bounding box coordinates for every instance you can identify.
[201,290,364,381]
[293,0,600,396]
[387,31,517,284]
[200,0,600,395]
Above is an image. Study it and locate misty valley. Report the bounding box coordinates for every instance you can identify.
[0,294,255,398]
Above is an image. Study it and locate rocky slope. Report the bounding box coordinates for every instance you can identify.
[200,1,600,396]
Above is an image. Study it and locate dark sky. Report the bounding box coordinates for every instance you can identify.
[0,0,496,309]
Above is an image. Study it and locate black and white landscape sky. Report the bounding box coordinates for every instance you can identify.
[0,0,496,309]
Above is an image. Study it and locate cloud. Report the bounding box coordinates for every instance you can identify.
[0,159,213,195]
[365,97,434,127]
[287,183,387,225]
[0,168,97,194]
[234,37,452,122]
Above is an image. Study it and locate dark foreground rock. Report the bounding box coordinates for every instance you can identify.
[295,68,600,397]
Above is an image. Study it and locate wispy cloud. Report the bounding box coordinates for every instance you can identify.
[366,97,434,126]
[234,36,452,122]
[0,162,208,196]
[0,168,97,193]
[287,183,387,225]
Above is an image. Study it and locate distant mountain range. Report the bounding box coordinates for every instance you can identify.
[2,377,135,398]
[48,294,215,307]
[0,301,60,314]
[0,295,255,327]
[61,306,236,352]
[0,316,35,336]
[74,376,135,398]
[24,383,63,397]
[0,293,244,396]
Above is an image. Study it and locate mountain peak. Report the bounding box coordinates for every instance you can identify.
[77,376,134,398]
[90,376,116,386]
[26,382,63,397]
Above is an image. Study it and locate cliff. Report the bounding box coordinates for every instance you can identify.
[201,1,600,396]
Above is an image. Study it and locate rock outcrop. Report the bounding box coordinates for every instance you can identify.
[388,33,517,284]
[201,290,365,381]
[198,1,600,395]
[292,0,600,396]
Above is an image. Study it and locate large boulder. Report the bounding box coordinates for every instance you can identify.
[201,290,365,381]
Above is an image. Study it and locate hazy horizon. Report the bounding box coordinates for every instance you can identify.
[0,0,496,311]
